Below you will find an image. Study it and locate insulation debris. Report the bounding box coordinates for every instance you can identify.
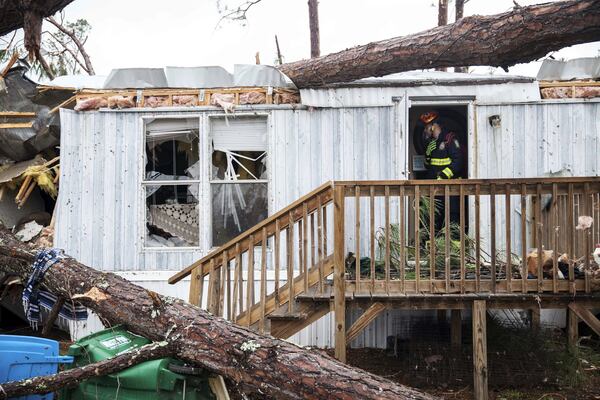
[239,91,266,105]
[541,85,600,99]
[173,95,197,106]
[211,93,235,113]
[108,95,135,109]
[274,89,301,104]
[145,96,170,108]
[75,96,108,111]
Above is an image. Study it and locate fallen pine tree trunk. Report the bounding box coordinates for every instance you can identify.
[0,227,437,400]
[279,0,600,87]
[0,342,172,399]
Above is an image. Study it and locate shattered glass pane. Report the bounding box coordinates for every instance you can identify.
[211,150,266,180]
[212,183,268,246]
[145,184,199,247]
[146,131,199,179]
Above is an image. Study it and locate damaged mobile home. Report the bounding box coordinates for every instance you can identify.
[39,60,600,347]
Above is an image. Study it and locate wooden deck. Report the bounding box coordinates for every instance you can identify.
[169,177,600,399]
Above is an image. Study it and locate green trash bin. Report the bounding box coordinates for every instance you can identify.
[59,325,215,400]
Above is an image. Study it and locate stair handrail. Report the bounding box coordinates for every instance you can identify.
[169,181,335,285]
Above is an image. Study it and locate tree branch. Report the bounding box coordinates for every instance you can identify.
[0,342,173,399]
[45,16,94,75]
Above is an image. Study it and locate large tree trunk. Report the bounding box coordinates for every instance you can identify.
[0,228,437,400]
[279,0,600,88]
[308,0,320,58]
[454,0,468,73]
[435,0,448,72]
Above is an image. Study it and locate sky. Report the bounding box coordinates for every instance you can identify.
[47,0,600,78]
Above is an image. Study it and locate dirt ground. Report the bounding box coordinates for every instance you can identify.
[343,347,600,400]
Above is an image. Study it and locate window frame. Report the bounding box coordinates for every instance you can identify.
[140,115,203,252]
[207,114,270,249]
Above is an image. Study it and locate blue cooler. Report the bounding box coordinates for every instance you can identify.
[0,335,73,400]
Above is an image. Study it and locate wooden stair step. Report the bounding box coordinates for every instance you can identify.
[268,311,309,320]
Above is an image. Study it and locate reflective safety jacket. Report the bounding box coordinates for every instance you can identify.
[424,129,462,180]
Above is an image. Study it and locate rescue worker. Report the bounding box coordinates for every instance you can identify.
[419,111,463,231]
[420,111,462,181]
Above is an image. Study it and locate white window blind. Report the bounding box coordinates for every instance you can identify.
[211,117,267,151]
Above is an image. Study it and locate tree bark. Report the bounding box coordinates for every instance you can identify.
[279,0,600,88]
[454,0,468,73]
[0,342,172,399]
[308,0,320,58]
[0,228,437,400]
[436,0,448,71]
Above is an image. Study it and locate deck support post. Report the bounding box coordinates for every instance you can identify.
[530,307,540,334]
[568,308,579,352]
[472,300,488,400]
[333,185,347,363]
[451,309,462,348]
[437,309,447,324]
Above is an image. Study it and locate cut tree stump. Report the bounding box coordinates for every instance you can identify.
[0,226,437,400]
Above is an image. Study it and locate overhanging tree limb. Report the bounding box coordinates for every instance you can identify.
[0,227,437,400]
[279,0,600,88]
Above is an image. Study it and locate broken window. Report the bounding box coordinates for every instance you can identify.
[143,118,200,248]
[210,117,268,246]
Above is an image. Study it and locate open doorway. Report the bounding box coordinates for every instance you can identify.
[408,104,469,180]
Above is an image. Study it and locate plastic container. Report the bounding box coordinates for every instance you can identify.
[0,335,73,400]
[59,325,214,400]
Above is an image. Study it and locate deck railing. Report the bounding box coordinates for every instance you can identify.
[169,177,600,332]
[336,177,600,296]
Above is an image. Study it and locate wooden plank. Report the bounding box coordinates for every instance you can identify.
[188,267,202,307]
[260,228,267,334]
[274,219,281,306]
[569,303,600,337]
[530,308,540,333]
[0,111,36,118]
[226,251,232,320]
[521,184,527,293]
[0,122,34,129]
[270,303,330,339]
[323,204,328,255]
[220,250,227,318]
[472,300,489,400]
[445,184,450,293]
[345,302,387,343]
[370,186,375,289]
[490,183,496,293]
[1,52,18,77]
[333,185,346,363]
[568,308,579,351]
[552,183,558,294]
[400,186,406,293]
[247,235,254,327]
[287,213,294,313]
[303,202,309,292]
[415,185,421,289]
[568,184,575,294]
[475,184,481,292]
[231,245,241,319]
[451,309,462,348]
[460,185,465,294]
[385,186,391,294]
[310,212,316,278]
[236,244,243,319]
[536,184,543,293]
[505,184,511,292]
[355,186,361,292]
[207,259,216,313]
[430,186,436,285]
[317,195,324,293]
[584,183,591,293]
[208,376,231,400]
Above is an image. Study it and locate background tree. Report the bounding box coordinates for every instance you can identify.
[0,12,94,80]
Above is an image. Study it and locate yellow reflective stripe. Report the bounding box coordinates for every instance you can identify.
[442,167,453,178]
[429,157,451,166]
